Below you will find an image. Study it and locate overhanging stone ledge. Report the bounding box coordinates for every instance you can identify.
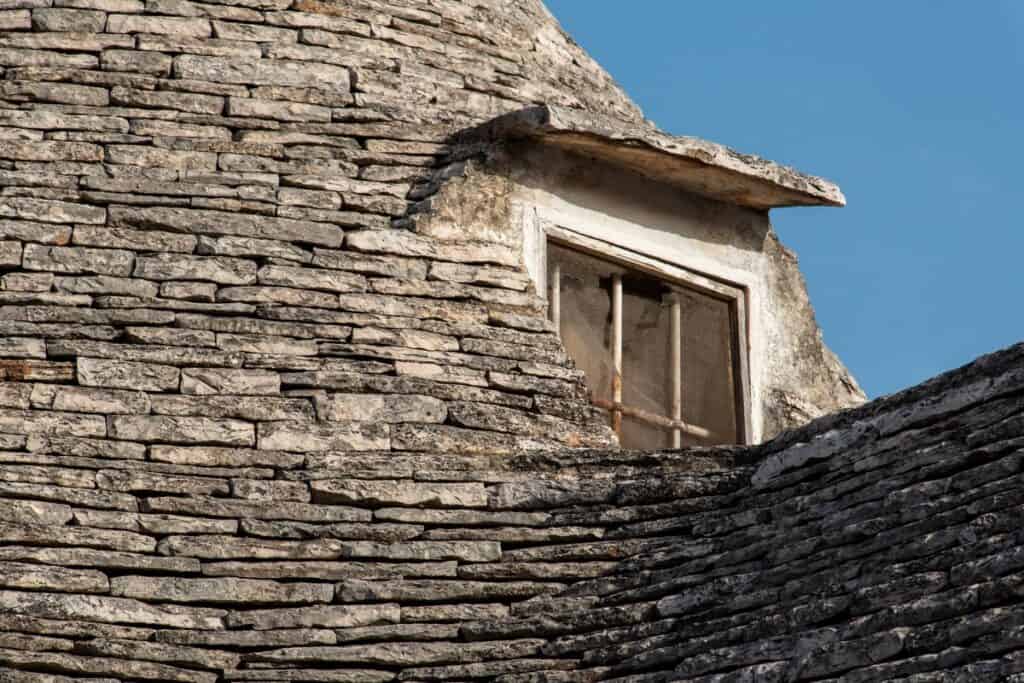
[464,104,846,210]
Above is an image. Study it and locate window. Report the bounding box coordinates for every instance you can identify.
[545,233,751,448]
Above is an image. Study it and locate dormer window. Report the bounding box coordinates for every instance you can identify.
[544,231,751,449]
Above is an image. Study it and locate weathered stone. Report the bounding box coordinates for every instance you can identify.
[311,480,487,508]
[110,86,225,114]
[0,9,30,30]
[312,249,428,279]
[345,229,519,267]
[180,367,281,396]
[429,261,531,290]
[26,434,145,460]
[160,281,218,301]
[110,576,333,604]
[77,638,240,675]
[0,480,136,511]
[151,395,314,421]
[258,421,389,452]
[97,470,229,497]
[337,578,560,603]
[216,332,319,356]
[0,408,106,438]
[107,13,212,37]
[0,219,73,244]
[23,244,133,276]
[333,623,460,644]
[0,561,108,593]
[226,603,399,630]
[106,145,217,169]
[175,53,350,91]
[316,393,447,423]
[156,628,336,648]
[250,639,546,665]
[143,496,370,522]
[223,669,393,682]
[373,508,551,527]
[0,546,196,573]
[0,240,21,267]
[337,540,502,563]
[102,49,172,74]
[1,272,54,292]
[218,284,339,309]
[228,96,330,121]
[240,519,423,542]
[0,196,105,225]
[134,253,258,285]
[110,205,344,248]
[0,338,45,359]
[0,521,153,552]
[52,386,150,414]
[0,140,102,162]
[232,478,310,502]
[196,235,313,263]
[107,415,255,446]
[54,340,242,369]
[32,8,106,32]
[0,359,75,382]
[150,444,302,469]
[122,327,216,348]
[72,225,198,253]
[0,648,219,682]
[53,275,158,298]
[0,591,220,633]
[257,264,367,293]
[0,499,72,526]
[77,357,180,391]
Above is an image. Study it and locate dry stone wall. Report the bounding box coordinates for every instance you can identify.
[1,1,1022,681]
[580,344,1024,682]
[0,342,1020,682]
[0,0,632,462]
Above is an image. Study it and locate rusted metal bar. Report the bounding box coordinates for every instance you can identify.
[670,294,682,448]
[592,397,712,440]
[611,273,623,436]
[549,262,561,336]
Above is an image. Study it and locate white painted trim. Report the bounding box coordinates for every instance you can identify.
[533,214,755,446]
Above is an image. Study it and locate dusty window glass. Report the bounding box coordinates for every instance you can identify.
[620,276,673,449]
[548,241,743,448]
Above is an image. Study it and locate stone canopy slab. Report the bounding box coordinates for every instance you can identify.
[471,104,846,210]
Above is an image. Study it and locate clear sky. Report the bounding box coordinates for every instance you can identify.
[544,1,1024,399]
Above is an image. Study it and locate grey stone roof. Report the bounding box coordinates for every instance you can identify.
[0,0,1018,681]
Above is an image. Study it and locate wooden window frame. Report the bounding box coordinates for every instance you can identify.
[543,223,753,447]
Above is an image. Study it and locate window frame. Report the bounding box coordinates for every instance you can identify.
[542,223,753,447]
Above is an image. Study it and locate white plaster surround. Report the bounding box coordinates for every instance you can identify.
[508,147,775,444]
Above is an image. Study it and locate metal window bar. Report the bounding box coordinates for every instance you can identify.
[549,262,561,336]
[591,398,712,441]
[549,248,718,446]
[669,294,683,448]
[611,273,623,437]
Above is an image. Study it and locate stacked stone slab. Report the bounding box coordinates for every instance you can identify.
[1,0,1023,681]
[0,345,1020,681]
[1,0,639,460]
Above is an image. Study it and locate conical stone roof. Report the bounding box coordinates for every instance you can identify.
[18,2,1024,682]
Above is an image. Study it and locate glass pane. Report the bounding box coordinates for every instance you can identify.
[547,239,742,449]
[621,274,673,449]
[679,289,738,445]
[548,243,615,404]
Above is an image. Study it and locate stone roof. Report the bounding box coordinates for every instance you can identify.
[0,338,1020,681]
[0,0,1019,681]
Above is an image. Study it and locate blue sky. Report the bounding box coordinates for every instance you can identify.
[545,1,1024,398]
